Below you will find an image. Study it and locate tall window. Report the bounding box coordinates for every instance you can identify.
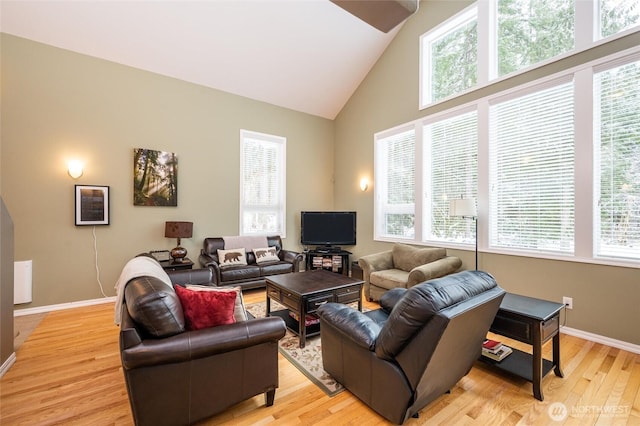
[594,59,640,259]
[497,0,574,77]
[424,110,478,243]
[240,130,286,236]
[420,6,477,105]
[489,80,575,253]
[375,128,415,239]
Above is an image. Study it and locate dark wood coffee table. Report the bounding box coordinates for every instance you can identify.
[265,269,363,348]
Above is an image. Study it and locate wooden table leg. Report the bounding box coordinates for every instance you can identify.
[298,301,306,348]
[553,331,564,377]
[532,325,544,401]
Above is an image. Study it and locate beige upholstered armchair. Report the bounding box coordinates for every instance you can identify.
[358,244,462,301]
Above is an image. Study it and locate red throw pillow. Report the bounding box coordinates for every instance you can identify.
[174,285,237,330]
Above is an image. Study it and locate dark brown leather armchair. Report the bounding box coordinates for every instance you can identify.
[119,271,286,426]
[317,270,505,424]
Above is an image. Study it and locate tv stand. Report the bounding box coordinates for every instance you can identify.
[305,248,351,276]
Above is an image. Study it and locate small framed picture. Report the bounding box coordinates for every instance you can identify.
[75,185,110,226]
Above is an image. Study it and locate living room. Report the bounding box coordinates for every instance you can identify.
[1,0,639,424]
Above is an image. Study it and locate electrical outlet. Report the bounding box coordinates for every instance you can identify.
[563,296,573,310]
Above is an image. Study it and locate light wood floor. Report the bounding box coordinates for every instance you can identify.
[1,289,639,425]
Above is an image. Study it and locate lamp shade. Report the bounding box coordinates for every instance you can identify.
[164,221,193,239]
[449,198,477,218]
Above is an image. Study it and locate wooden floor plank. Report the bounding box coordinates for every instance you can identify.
[2,290,639,425]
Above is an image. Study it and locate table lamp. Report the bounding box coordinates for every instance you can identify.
[164,221,193,263]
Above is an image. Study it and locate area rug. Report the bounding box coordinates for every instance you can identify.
[245,301,345,396]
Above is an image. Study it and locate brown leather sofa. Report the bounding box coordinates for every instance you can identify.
[119,267,286,426]
[317,270,505,424]
[199,235,303,289]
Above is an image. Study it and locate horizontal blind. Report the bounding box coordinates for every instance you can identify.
[425,110,478,242]
[594,59,640,259]
[240,131,285,235]
[489,80,575,253]
[375,128,416,239]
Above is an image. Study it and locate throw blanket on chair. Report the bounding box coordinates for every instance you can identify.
[222,236,269,251]
[113,256,173,325]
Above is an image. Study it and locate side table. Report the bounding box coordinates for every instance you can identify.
[159,257,194,271]
[483,293,564,401]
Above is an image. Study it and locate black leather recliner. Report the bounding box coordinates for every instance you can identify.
[317,270,505,424]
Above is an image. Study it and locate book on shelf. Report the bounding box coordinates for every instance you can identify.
[483,339,502,351]
[289,311,320,326]
[482,345,512,361]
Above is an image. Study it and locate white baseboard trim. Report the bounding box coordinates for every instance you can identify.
[561,326,640,354]
[0,352,16,378]
[14,296,116,317]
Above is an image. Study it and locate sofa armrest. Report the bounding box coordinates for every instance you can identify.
[121,316,286,370]
[280,249,303,271]
[317,303,381,351]
[199,251,221,285]
[407,256,462,287]
[358,250,394,275]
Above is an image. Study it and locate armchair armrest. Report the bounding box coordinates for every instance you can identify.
[358,250,394,275]
[121,316,286,370]
[317,303,381,351]
[407,256,462,287]
[280,249,303,271]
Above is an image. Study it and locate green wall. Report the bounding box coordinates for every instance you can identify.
[334,0,640,346]
[1,33,334,308]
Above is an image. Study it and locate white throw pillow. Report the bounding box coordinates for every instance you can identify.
[253,246,280,264]
[217,248,247,267]
[184,285,247,322]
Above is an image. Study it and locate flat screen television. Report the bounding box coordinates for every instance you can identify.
[300,211,356,247]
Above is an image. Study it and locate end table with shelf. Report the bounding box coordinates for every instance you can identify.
[482,293,564,401]
[159,257,194,271]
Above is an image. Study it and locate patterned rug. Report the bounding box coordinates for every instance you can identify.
[245,301,345,396]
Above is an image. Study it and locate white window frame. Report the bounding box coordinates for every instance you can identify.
[377,44,640,268]
[419,0,640,111]
[239,129,286,237]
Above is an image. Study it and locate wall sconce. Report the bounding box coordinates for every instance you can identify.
[67,160,84,179]
[360,178,369,192]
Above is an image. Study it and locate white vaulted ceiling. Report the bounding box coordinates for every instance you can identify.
[0,0,405,119]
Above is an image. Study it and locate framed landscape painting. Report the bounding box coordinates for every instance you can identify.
[133,148,178,206]
[75,185,110,226]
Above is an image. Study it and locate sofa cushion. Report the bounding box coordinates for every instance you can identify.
[259,261,294,276]
[185,285,248,322]
[218,248,248,267]
[124,276,185,338]
[174,285,237,330]
[253,247,280,264]
[392,244,446,272]
[220,264,261,282]
[370,269,410,290]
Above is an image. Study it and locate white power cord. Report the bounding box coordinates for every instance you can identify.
[92,226,108,298]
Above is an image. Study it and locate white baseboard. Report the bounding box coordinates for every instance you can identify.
[14,296,116,317]
[0,352,16,378]
[561,326,640,354]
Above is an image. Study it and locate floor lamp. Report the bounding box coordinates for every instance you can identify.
[450,197,478,270]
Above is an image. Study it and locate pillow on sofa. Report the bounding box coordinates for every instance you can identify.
[253,246,279,264]
[217,248,247,267]
[124,276,185,338]
[392,244,446,272]
[174,285,237,330]
[185,285,247,322]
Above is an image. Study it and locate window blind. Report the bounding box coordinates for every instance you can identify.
[594,59,640,259]
[375,128,416,239]
[424,110,478,243]
[489,81,575,253]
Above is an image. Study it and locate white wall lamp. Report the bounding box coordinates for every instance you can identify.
[449,197,478,270]
[67,160,84,179]
[360,178,369,192]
